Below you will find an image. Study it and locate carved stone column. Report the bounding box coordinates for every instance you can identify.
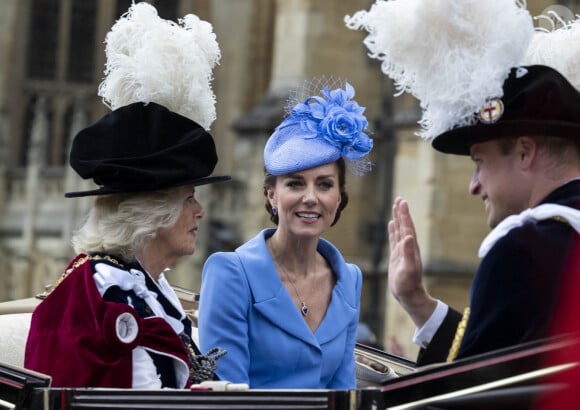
[0,108,8,218]
[60,97,88,255]
[22,96,48,254]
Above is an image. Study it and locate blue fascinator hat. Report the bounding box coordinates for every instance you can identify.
[264,77,373,176]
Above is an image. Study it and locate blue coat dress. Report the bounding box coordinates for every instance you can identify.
[198,228,362,388]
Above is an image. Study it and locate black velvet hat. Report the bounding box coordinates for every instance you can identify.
[65,102,230,198]
[432,65,580,156]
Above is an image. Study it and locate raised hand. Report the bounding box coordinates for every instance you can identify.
[387,197,437,327]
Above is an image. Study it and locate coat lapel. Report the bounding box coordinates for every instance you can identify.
[235,229,358,348]
[314,239,358,344]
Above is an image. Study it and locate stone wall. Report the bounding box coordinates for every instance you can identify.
[0,0,577,360]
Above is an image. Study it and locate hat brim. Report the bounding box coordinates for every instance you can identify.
[432,120,580,156]
[64,175,231,198]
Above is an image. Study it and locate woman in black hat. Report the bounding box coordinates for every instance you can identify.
[24,3,228,389]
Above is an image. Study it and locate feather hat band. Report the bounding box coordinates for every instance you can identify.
[432,65,580,155]
[264,77,374,176]
[345,0,580,155]
[66,2,229,197]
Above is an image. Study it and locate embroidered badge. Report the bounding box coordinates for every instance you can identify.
[515,66,528,78]
[478,99,504,124]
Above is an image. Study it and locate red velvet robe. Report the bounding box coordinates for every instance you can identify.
[24,254,190,388]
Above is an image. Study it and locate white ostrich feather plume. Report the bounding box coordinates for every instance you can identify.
[345,0,534,140]
[523,13,580,90]
[98,2,221,130]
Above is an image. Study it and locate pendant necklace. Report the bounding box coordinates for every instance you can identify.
[268,240,310,317]
[280,264,309,317]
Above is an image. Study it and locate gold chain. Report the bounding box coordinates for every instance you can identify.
[36,255,123,299]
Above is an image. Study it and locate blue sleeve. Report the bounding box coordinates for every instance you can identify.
[328,264,361,388]
[198,252,252,384]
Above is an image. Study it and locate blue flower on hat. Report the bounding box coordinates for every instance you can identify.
[290,82,373,160]
[264,80,374,176]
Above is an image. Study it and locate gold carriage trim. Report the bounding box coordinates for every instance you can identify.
[446,306,470,362]
[36,255,123,299]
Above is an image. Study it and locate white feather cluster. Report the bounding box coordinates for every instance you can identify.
[523,15,580,90]
[98,2,221,130]
[345,0,534,140]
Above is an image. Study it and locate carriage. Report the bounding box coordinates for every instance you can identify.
[1,289,576,409]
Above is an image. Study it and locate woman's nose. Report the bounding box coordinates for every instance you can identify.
[195,203,205,219]
[302,186,317,204]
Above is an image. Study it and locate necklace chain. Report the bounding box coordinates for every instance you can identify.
[279,263,309,317]
[268,240,310,317]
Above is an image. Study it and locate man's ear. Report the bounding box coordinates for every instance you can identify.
[516,136,538,169]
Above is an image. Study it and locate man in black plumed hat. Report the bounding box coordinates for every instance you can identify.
[388,64,580,365]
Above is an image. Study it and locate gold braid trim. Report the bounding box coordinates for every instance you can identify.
[36,255,123,299]
[551,216,570,225]
[446,307,470,362]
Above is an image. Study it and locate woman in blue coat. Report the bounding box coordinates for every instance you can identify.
[198,78,374,388]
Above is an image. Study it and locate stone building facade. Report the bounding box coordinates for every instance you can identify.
[0,0,576,359]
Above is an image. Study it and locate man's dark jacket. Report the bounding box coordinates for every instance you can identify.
[418,179,580,366]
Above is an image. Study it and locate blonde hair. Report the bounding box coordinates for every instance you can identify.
[72,187,186,262]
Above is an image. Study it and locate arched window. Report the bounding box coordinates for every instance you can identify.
[19,0,180,168]
[22,0,97,167]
